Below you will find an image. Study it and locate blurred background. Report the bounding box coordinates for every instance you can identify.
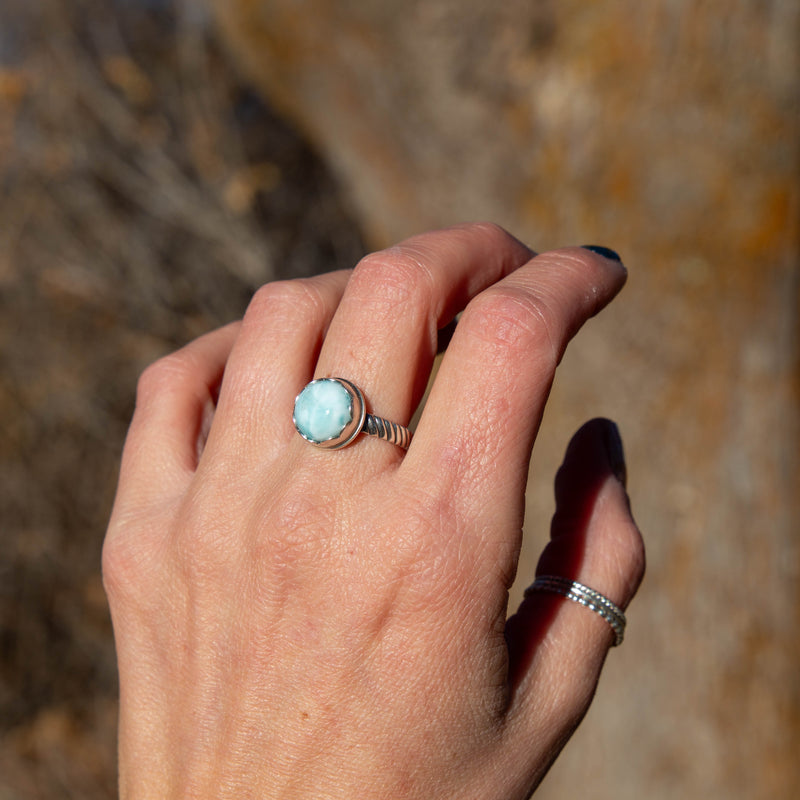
[1,1,798,798]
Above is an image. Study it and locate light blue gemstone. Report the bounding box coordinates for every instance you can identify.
[293,379,353,443]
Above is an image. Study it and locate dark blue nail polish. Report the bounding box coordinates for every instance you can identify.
[582,245,622,263]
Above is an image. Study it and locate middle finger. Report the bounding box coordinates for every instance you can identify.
[313,224,534,457]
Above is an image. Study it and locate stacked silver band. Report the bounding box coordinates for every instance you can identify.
[364,414,412,449]
[525,575,626,646]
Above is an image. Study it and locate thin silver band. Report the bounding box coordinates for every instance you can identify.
[524,575,626,646]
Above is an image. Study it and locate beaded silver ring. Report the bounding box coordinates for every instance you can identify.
[524,575,627,646]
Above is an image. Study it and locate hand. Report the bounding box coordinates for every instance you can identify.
[103,224,645,799]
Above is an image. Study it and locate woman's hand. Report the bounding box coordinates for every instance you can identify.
[103,224,645,799]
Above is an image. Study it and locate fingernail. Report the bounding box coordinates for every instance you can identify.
[602,420,627,487]
[582,245,622,263]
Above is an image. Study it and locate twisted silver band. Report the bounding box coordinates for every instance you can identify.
[364,413,412,448]
[524,575,626,646]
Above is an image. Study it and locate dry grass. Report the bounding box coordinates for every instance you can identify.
[0,0,365,795]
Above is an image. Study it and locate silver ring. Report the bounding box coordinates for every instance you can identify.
[293,378,412,450]
[524,575,626,646]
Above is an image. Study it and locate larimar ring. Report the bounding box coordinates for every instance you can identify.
[293,378,412,450]
[524,575,627,646]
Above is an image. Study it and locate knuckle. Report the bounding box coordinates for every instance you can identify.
[171,497,238,584]
[350,248,433,310]
[465,220,515,244]
[443,221,518,248]
[449,221,531,262]
[462,286,559,368]
[135,353,192,405]
[244,279,327,331]
[101,522,162,607]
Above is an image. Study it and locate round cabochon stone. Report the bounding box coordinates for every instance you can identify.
[294,379,353,443]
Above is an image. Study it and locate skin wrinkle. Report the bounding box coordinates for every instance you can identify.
[461,286,555,357]
[384,244,447,362]
[327,253,435,399]
[352,245,438,309]
[135,355,194,410]
[371,238,466,327]
[244,278,333,335]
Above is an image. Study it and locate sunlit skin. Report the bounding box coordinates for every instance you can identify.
[103,224,645,799]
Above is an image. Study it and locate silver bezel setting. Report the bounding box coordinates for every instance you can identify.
[293,377,366,449]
